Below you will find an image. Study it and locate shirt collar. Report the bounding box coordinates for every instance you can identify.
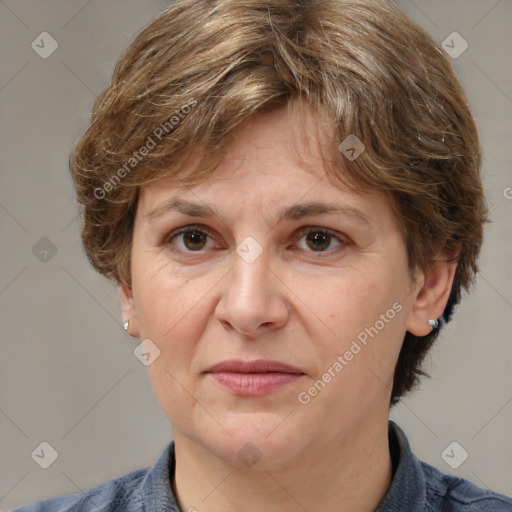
[141,440,181,512]
[375,421,426,511]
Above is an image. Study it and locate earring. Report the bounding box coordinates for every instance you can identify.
[123,319,130,331]
[428,319,439,330]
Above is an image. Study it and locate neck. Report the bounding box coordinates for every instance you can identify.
[172,418,393,512]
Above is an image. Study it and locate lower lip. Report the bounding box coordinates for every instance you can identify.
[208,372,303,396]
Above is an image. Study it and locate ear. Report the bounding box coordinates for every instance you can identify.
[120,282,140,337]
[406,260,457,337]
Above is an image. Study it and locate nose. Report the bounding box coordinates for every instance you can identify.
[215,250,290,338]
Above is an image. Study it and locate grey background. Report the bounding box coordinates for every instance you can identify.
[0,0,511,509]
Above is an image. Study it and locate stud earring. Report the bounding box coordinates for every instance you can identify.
[428,319,439,330]
[123,319,130,331]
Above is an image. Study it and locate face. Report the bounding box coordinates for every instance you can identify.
[122,106,438,470]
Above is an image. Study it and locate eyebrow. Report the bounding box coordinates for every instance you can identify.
[144,198,371,225]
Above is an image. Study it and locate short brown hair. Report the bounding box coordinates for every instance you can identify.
[70,0,487,404]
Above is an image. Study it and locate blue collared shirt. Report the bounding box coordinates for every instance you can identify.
[13,422,512,511]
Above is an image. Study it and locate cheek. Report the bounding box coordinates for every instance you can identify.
[133,269,214,424]
[132,249,209,337]
[311,267,407,386]
[320,269,396,341]
[130,257,215,394]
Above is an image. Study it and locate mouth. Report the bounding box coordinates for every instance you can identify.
[205,359,305,396]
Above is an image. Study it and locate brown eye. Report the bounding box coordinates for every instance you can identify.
[305,231,332,251]
[182,230,208,251]
[182,231,208,251]
[166,228,211,252]
[295,228,346,253]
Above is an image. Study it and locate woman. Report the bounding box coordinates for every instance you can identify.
[16,0,512,510]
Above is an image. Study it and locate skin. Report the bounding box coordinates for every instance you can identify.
[121,105,456,512]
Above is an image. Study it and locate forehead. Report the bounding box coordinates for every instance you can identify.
[142,107,327,192]
[136,106,394,230]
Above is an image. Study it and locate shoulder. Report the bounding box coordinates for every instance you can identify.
[11,467,149,512]
[12,442,178,512]
[386,422,512,512]
[422,461,512,512]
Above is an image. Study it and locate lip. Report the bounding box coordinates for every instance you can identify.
[205,359,305,396]
[207,359,304,374]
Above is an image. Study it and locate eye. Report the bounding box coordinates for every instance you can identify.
[163,225,347,255]
[167,227,215,252]
[295,228,346,253]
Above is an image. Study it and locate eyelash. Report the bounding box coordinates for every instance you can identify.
[162,224,349,255]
